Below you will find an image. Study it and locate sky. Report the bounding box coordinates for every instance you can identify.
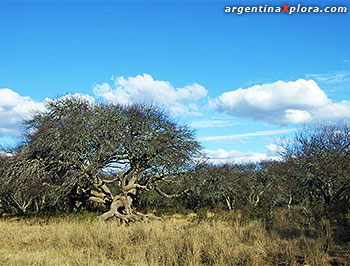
[1,0,350,164]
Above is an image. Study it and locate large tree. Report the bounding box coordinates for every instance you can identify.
[3,96,200,221]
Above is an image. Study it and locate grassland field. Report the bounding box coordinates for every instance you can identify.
[1,210,349,266]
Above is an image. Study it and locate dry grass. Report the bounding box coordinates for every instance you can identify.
[0,213,348,266]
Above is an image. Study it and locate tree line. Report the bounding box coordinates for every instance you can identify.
[0,96,350,231]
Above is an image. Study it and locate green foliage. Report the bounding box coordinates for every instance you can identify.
[0,96,200,214]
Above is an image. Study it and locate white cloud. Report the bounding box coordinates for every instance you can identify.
[57,93,96,104]
[266,143,285,157]
[306,71,350,84]
[198,128,296,142]
[0,89,46,136]
[0,151,13,157]
[190,118,242,129]
[0,89,95,137]
[93,73,207,116]
[285,109,312,124]
[314,101,350,120]
[210,79,350,125]
[203,148,280,165]
[266,143,278,153]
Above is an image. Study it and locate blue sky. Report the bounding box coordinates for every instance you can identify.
[1,0,350,163]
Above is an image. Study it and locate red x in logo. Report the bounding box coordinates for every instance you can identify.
[282,5,290,12]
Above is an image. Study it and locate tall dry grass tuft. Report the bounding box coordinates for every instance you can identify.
[0,214,346,266]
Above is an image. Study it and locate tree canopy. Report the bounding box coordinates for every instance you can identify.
[0,96,200,220]
[279,122,350,215]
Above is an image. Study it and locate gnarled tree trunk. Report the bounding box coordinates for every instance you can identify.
[91,170,163,222]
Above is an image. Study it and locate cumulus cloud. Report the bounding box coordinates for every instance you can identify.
[210,79,350,125]
[314,101,350,120]
[203,148,280,165]
[0,89,95,137]
[0,88,46,136]
[93,73,207,115]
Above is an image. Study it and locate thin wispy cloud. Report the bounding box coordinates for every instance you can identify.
[190,118,242,129]
[198,128,297,142]
[306,71,350,84]
[305,71,350,94]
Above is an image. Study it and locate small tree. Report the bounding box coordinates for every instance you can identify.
[4,96,200,221]
[177,163,255,211]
